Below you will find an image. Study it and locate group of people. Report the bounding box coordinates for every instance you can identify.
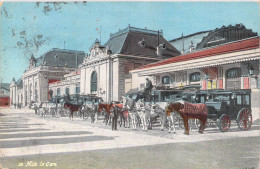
[110,78,153,131]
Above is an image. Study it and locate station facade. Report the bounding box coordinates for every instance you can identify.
[9,24,259,120]
[10,48,85,106]
[131,36,260,119]
[79,26,180,102]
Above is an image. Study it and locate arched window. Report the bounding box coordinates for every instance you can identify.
[226,68,241,79]
[75,86,80,94]
[162,76,174,84]
[65,88,70,95]
[190,72,200,82]
[91,71,97,92]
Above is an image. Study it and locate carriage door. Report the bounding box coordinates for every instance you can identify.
[226,68,241,90]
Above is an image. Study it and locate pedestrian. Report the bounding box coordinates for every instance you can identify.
[111,104,118,131]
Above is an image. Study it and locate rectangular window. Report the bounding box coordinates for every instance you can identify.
[243,95,250,105]
[57,88,60,96]
[207,81,212,89]
[236,95,242,105]
[218,68,223,79]
[65,88,70,95]
[75,86,80,94]
[212,80,217,89]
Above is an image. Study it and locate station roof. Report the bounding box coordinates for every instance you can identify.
[135,36,259,71]
[34,48,85,68]
[104,26,180,58]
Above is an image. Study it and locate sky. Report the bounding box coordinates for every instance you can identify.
[0,2,259,83]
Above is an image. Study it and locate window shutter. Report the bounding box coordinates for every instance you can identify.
[243,77,249,89]
[218,79,223,89]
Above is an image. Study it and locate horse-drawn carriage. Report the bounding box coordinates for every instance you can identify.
[80,94,103,121]
[35,97,62,118]
[201,89,253,132]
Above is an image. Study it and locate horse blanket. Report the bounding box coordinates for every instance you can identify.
[179,102,208,117]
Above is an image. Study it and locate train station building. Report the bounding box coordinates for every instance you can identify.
[130,24,260,119]
[10,48,85,107]
[79,25,180,102]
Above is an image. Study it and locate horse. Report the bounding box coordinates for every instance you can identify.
[122,96,139,130]
[81,103,97,123]
[166,109,178,133]
[97,103,114,125]
[116,103,130,128]
[136,101,167,131]
[64,101,83,121]
[166,101,208,135]
[136,99,149,131]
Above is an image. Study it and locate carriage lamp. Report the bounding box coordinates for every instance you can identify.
[249,67,254,76]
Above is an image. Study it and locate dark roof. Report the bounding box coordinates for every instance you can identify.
[104,26,180,58]
[137,37,259,70]
[35,48,85,68]
[0,83,10,91]
[170,24,258,54]
[170,31,211,54]
[16,78,23,87]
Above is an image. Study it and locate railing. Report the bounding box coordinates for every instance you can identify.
[110,25,163,38]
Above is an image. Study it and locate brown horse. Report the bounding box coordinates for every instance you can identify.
[116,103,130,128]
[166,101,208,135]
[98,103,114,125]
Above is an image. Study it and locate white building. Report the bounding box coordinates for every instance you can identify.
[49,70,81,97]
[79,26,180,102]
[10,48,85,106]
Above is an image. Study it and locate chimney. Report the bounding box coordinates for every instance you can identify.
[156,47,162,57]
[189,41,194,52]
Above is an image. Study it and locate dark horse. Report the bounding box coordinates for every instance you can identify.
[64,101,83,121]
[63,94,83,121]
[166,101,208,135]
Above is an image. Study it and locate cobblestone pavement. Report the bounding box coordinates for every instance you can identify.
[0,107,259,158]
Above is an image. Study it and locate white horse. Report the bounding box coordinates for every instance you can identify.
[122,96,138,130]
[136,99,149,131]
[166,110,179,133]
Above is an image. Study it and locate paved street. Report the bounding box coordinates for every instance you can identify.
[0,107,259,169]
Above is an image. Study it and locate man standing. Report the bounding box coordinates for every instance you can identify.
[143,78,153,101]
[111,103,118,131]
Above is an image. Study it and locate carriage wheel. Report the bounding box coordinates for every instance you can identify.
[82,110,91,120]
[218,114,231,132]
[63,108,70,117]
[236,108,252,131]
